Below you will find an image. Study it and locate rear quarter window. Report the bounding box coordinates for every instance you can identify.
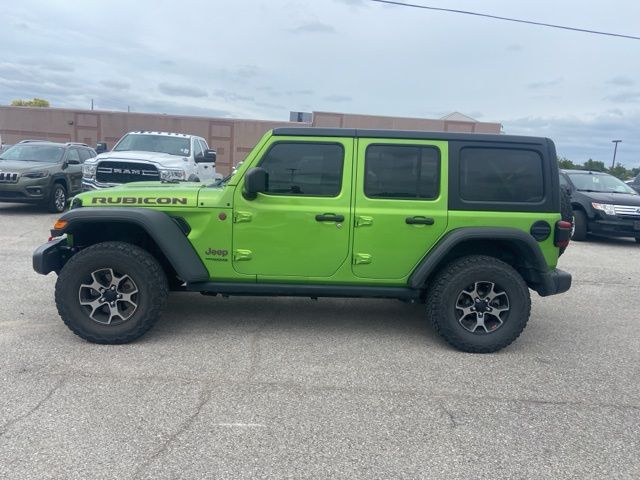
[459,147,544,203]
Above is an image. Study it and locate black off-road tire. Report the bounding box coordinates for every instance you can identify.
[571,209,588,241]
[55,241,169,344]
[559,190,572,256]
[426,255,531,353]
[47,182,67,213]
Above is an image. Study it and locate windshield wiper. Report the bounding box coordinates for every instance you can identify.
[577,189,607,193]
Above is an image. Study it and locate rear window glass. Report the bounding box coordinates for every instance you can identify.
[459,148,544,203]
[365,145,440,200]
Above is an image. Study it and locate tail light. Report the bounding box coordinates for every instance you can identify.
[554,220,572,248]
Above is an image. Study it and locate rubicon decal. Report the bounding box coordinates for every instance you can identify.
[91,197,188,205]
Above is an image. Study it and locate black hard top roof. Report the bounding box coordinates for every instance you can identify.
[272,127,550,145]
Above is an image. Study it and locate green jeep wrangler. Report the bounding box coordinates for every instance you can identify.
[33,128,572,352]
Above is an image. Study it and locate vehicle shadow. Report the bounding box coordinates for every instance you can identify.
[0,203,55,216]
[155,293,439,343]
[583,234,638,248]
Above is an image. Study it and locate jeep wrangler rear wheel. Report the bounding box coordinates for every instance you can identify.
[426,255,531,353]
[55,241,168,344]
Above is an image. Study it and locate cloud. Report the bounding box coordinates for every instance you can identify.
[213,89,255,102]
[606,76,635,87]
[527,78,563,89]
[604,91,640,103]
[100,80,130,90]
[323,94,352,102]
[505,111,640,167]
[157,83,208,98]
[289,22,336,34]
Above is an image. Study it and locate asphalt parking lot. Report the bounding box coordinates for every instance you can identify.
[0,202,639,479]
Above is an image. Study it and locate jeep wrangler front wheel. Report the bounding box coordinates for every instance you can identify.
[55,241,169,344]
[426,255,531,353]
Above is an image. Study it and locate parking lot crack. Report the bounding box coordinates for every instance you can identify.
[438,400,459,428]
[246,307,281,383]
[0,378,65,437]
[132,386,211,479]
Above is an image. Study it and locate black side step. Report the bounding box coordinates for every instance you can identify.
[185,282,420,300]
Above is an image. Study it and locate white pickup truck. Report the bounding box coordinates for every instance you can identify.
[82,131,217,190]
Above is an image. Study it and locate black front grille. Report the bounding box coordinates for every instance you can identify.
[0,172,19,183]
[96,161,160,184]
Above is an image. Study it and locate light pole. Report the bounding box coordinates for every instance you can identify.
[611,140,622,168]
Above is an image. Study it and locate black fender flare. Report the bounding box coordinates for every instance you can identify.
[408,227,550,289]
[50,173,68,189]
[52,207,209,282]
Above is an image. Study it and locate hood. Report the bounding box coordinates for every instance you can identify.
[77,182,204,208]
[89,150,189,167]
[579,191,640,206]
[0,160,59,172]
[75,182,225,208]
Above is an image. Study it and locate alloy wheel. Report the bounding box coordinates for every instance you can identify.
[78,268,139,325]
[455,281,510,334]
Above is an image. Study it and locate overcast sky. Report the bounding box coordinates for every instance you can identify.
[1,0,639,167]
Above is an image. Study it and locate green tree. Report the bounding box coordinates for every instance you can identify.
[11,98,50,107]
[557,156,578,169]
[607,164,630,180]
[582,159,606,172]
[631,167,640,178]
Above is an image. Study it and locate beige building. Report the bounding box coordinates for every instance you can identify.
[0,106,502,175]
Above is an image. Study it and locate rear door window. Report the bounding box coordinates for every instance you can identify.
[364,145,440,200]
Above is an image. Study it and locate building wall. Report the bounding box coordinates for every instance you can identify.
[0,106,502,175]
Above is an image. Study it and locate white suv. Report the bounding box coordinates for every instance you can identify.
[82,131,217,190]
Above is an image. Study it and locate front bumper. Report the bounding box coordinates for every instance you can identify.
[0,177,50,202]
[535,268,572,297]
[32,237,71,275]
[588,217,640,238]
[82,178,119,191]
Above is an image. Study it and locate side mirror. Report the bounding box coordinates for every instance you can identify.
[243,167,268,200]
[96,142,107,154]
[201,149,216,163]
[67,158,81,165]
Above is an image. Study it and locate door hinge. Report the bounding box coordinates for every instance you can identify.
[233,249,252,261]
[234,211,253,223]
[355,215,373,227]
[353,253,372,265]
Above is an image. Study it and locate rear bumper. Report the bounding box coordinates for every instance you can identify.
[32,237,71,275]
[535,268,572,297]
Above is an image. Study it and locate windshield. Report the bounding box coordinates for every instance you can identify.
[113,134,191,156]
[568,172,637,195]
[0,144,65,163]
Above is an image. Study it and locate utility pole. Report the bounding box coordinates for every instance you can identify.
[611,140,622,168]
[90,99,94,110]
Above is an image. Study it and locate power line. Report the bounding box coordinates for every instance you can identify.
[369,0,640,40]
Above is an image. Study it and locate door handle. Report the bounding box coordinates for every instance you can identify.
[316,213,345,222]
[406,216,434,225]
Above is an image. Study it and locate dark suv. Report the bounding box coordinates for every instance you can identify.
[560,169,640,243]
[0,141,96,212]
